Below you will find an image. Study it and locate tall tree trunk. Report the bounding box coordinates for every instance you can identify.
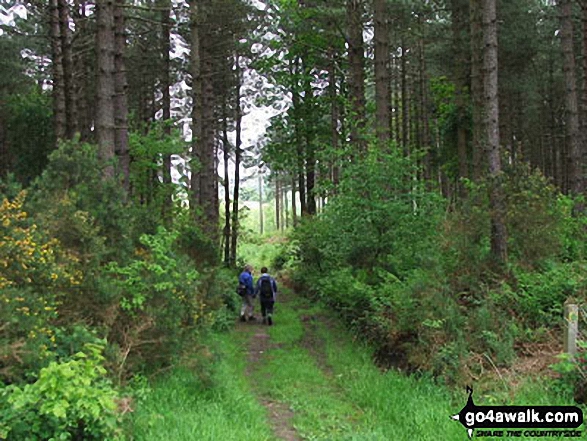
[72,0,91,141]
[190,1,201,208]
[58,0,76,138]
[50,0,66,142]
[223,112,231,266]
[328,48,340,189]
[374,0,390,146]
[95,0,116,177]
[347,0,367,153]
[114,0,129,192]
[284,181,289,229]
[161,0,172,217]
[452,0,469,188]
[191,0,219,239]
[393,56,401,147]
[303,62,316,215]
[470,0,483,181]
[290,58,307,215]
[230,58,242,266]
[258,173,264,234]
[401,41,408,153]
[560,0,584,197]
[275,176,281,231]
[291,176,298,226]
[483,0,507,263]
[419,32,432,180]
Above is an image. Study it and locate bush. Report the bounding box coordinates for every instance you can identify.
[107,227,209,377]
[0,343,123,440]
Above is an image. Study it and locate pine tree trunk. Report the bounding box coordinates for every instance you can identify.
[161,0,172,218]
[114,0,129,192]
[560,0,585,197]
[374,0,390,146]
[401,41,408,153]
[200,31,218,234]
[223,111,231,266]
[452,0,469,188]
[290,58,307,215]
[303,63,316,215]
[95,0,116,177]
[328,48,340,190]
[258,174,264,235]
[483,0,507,263]
[291,176,298,227]
[58,0,76,138]
[347,0,367,153]
[72,0,91,141]
[230,58,242,266]
[275,175,281,231]
[470,0,483,181]
[50,0,66,142]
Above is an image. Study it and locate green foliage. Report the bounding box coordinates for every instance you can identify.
[508,262,587,327]
[107,227,208,375]
[291,144,587,383]
[0,343,122,440]
[29,140,133,261]
[296,149,444,278]
[4,90,54,185]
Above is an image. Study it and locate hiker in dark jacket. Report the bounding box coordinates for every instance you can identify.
[239,264,255,322]
[255,267,277,326]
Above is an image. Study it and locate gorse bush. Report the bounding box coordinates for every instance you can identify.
[1,138,234,437]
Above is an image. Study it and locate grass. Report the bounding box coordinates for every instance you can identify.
[131,287,583,441]
[130,332,273,441]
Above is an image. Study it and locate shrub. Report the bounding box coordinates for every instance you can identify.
[107,227,209,377]
[0,343,123,440]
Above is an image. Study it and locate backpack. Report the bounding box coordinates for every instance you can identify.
[259,277,273,300]
[236,283,247,297]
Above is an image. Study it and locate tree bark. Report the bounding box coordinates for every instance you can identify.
[401,41,408,153]
[560,0,585,197]
[374,0,390,146]
[452,0,470,188]
[95,0,116,178]
[160,0,172,219]
[114,0,129,192]
[223,111,231,266]
[483,0,507,263]
[291,176,298,226]
[347,0,367,153]
[50,0,66,142]
[470,0,483,182]
[230,57,242,266]
[58,0,76,138]
[258,173,264,235]
[275,175,281,231]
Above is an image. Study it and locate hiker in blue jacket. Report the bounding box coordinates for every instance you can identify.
[255,267,277,326]
[239,264,255,322]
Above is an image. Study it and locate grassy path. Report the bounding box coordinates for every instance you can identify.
[132,286,580,440]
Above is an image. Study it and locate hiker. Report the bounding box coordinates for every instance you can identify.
[255,267,277,326]
[238,264,255,322]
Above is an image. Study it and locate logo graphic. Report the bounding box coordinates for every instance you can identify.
[451,386,584,439]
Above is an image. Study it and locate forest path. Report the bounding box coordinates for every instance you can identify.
[238,286,367,440]
[239,290,300,441]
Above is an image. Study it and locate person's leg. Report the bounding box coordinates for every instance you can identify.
[246,294,255,320]
[261,301,267,324]
[240,295,247,321]
[266,301,274,325]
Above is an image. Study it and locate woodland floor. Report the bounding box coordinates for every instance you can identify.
[132,284,579,441]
